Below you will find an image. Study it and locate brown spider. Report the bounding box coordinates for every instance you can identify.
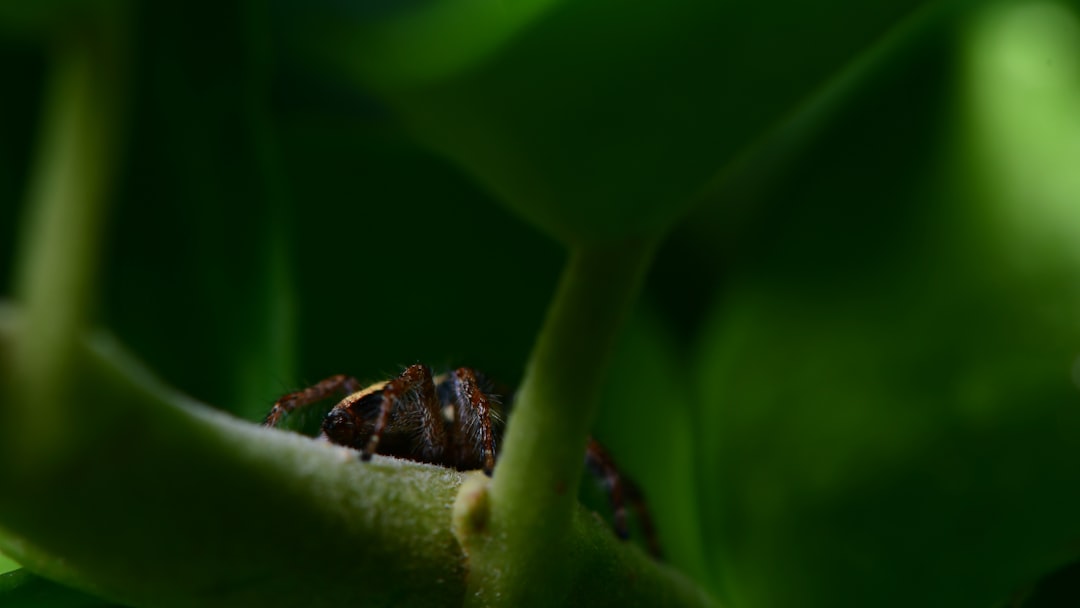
[262,364,660,556]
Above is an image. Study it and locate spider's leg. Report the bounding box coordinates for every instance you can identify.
[585,438,662,558]
[362,364,446,463]
[625,474,662,559]
[447,368,499,476]
[263,374,362,427]
[585,439,628,538]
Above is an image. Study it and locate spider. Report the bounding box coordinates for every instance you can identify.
[262,363,660,556]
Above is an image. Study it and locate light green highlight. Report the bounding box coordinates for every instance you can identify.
[964,1,1080,268]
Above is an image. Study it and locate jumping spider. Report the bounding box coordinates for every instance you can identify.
[262,364,660,556]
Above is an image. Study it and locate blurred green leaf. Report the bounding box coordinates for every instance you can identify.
[287,0,962,243]
[0,570,120,608]
[688,4,1080,605]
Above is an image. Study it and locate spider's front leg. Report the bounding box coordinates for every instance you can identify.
[443,368,500,476]
[263,374,362,427]
[362,364,448,464]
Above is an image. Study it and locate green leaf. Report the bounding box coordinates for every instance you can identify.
[0,570,120,608]
[286,0,969,243]
[689,4,1080,604]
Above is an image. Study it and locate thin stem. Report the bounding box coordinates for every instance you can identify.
[461,239,658,607]
[7,8,128,464]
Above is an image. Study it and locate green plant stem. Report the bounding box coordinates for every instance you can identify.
[0,304,715,608]
[7,7,128,464]
[0,305,468,607]
[459,240,658,607]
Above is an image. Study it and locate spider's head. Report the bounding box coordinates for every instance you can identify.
[322,408,360,447]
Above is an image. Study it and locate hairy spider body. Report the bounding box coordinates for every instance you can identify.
[263,365,500,474]
[263,364,660,556]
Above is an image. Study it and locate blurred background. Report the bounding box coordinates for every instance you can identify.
[3,0,1080,606]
